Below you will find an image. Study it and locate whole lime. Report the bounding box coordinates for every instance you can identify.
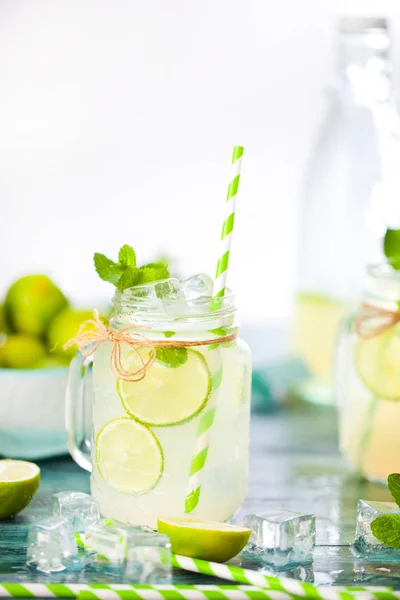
[47,308,106,360]
[0,304,6,332]
[35,355,70,369]
[5,275,68,337]
[0,334,46,369]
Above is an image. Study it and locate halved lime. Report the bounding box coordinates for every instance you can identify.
[0,459,40,519]
[158,518,251,562]
[355,329,400,400]
[117,349,211,426]
[96,418,163,494]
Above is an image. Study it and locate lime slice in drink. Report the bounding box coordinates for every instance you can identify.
[117,349,211,426]
[0,459,40,519]
[158,518,251,562]
[96,418,164,493]
[355,329,400,400]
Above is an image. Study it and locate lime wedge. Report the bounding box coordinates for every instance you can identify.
[355,329,400,400]
[0,459,40,519]
[96,418,164,493]
[158,518,251,562]
[117,349,211,426]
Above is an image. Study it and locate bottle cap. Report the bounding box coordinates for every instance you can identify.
[338,16,388,34]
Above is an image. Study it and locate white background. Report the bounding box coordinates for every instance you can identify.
[1,0,400,324]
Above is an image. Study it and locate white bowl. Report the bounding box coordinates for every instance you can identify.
[0,367,69,460]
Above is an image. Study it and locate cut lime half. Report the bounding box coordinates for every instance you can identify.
[355,329,400,400]
[96,418,164,494]
[158,518,251,562]
[117,348,211,426]
[0,459,40,519]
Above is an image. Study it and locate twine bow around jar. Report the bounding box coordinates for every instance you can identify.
[354,303,400,340]
[64,310,237,382]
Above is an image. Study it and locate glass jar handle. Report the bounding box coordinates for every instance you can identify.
[65,352,93,472]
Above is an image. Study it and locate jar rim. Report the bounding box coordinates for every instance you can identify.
[367,263,400,281]
[111,286,237,328]
[364,263,400,310]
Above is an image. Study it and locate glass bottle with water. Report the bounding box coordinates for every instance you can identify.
[291,17,400,405]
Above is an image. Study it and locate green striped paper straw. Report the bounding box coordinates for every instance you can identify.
[184,146,244,513]
[172,555,392,599]
[0,583,397,600]
[214,145,244,298]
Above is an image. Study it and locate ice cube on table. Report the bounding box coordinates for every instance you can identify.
[353,500,400,560]
[26,517,78,573]
[125,278,185,301]
[52,491,100,533]
[84,519,129,568]
[244,510,316,568]
[125,531,172,584]
[180,273,214,300]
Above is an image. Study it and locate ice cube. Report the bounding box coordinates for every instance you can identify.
[180,273,214,300]
[244,510,316,568]
[84,519,129,568]
[125,531,172,584]
[52,491,100,533]
[125,278,185,301]
[26,517,78,573]
[353,500,400,560]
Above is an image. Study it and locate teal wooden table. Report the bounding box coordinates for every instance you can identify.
[0,404,397,589]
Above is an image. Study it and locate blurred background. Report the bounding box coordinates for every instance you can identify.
[1,0,399,322]
[2,0,400,457]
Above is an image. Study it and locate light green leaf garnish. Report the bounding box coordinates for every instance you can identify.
[371,514,400,549]
[116,267,140,291]
[94,245,170,292]
[156,347,188,368]
[94,253,123,285]
[384,229,400,270]
[388,473,400,508]
[138,266,170,285]
[118,245,136,267]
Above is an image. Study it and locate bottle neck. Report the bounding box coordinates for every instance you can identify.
[335,29,391,104]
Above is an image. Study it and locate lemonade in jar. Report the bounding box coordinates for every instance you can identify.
[336,257,400,482]
[66,250,251,527]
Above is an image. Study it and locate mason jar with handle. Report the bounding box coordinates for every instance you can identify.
[65,285,251,528]
[336,264,400,483]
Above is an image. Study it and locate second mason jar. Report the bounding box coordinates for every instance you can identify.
[336,265,400,483]
[66,284,251,528]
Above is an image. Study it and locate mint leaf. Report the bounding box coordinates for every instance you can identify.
[142,262,168,270]
[118,245,136,267]
[212,366,223,389]
[371,514,400,549]
[388,473,400,507]
[163,331,176,338]
[138,265,169,284]
[94,253,123,285]
[384,229,400,270]
[116,267,140,291]
[209,327,228,336]
[156,347,188,368]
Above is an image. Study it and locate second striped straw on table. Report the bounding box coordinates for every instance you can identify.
[184,145,244,513]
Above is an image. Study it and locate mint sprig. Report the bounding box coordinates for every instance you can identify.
[156,347,188,368]
[94,245,170,292]
[384,229,400,270]
[94,245,186,368]
[371,473,400,548]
